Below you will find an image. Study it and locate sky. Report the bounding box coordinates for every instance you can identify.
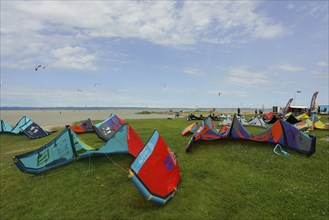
[1,0,328,109]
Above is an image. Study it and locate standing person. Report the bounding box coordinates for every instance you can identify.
[237,107,240,116]
[255,109,258,115]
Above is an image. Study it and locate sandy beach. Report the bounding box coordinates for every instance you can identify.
[0,109,177,131]
[0,108,256,131]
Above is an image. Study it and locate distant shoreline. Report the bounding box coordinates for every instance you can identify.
[0,106,273,111]
[2,105,328,112]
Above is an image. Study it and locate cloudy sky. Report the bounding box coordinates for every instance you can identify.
[1,0,328,109]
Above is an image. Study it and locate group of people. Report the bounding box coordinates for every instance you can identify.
[237,108,263,116]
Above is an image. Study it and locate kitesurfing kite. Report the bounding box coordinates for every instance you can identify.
[35,65,45,71]
[185,114,316,156]
[128,130,181,205]
[12,114,181,205]
[181,122,199,136]
[13,117,144,174]
[93,114,125,141]
[68,118,94,133]
[0,116,50,139]
[309,114,328,130]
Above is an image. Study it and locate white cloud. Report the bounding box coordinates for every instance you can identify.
[312,71,329,79]
[226,67,271,87]
[287,3,296,10]
[50,46,97,70]
[286,1,328,22]
[250,18,285,39]
[307,2,329,19]
[277,63,305,72]
[317,61,328,67]
[1,1,288,72]
[183,68,206,77]
[1,1,286,49]
[225,89,249,98]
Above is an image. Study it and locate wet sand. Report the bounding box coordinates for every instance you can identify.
[0,109,175,130]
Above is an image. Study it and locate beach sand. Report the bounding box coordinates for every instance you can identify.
[0,108,256,131]
[0,109,176,131]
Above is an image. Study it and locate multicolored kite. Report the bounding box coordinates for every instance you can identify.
[186,115,316,156]
[69,118,94,133]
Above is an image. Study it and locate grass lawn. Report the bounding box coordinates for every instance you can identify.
[1,116,328,219]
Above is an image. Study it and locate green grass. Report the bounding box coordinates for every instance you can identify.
[1,117,329,219]
[135,110,153,114]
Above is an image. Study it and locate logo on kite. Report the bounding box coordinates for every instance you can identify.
[103,126,112,135]
[30,125,39,133]
[112,117,120,125]
[164,155,173,170]
[37,148,50,166]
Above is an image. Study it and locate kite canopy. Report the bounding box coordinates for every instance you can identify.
[263,113,278,124]
[186,115,316,156]
[0,116,50,139]
[237,116,250,126]
[93,114,125,141]
[128,130,181,205]
[310,114,329,130]
[293,115,328,131]
[230,115,315,156]
[294,119,312,131]
[236,115,267,127]
[218,117,232,126]
[13,116,181,205]
[285,115,302,125]
[296,113,310,120]
[13,123,144,174]
[263,112,274,120]
[247,116,268,127]
[13,128,78,174]
[69,118,94,133]
[78,123,144,159]
[0,120,13,133]
[11,116,31,134]
[181,122,199,136]
[187,117,229,146]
